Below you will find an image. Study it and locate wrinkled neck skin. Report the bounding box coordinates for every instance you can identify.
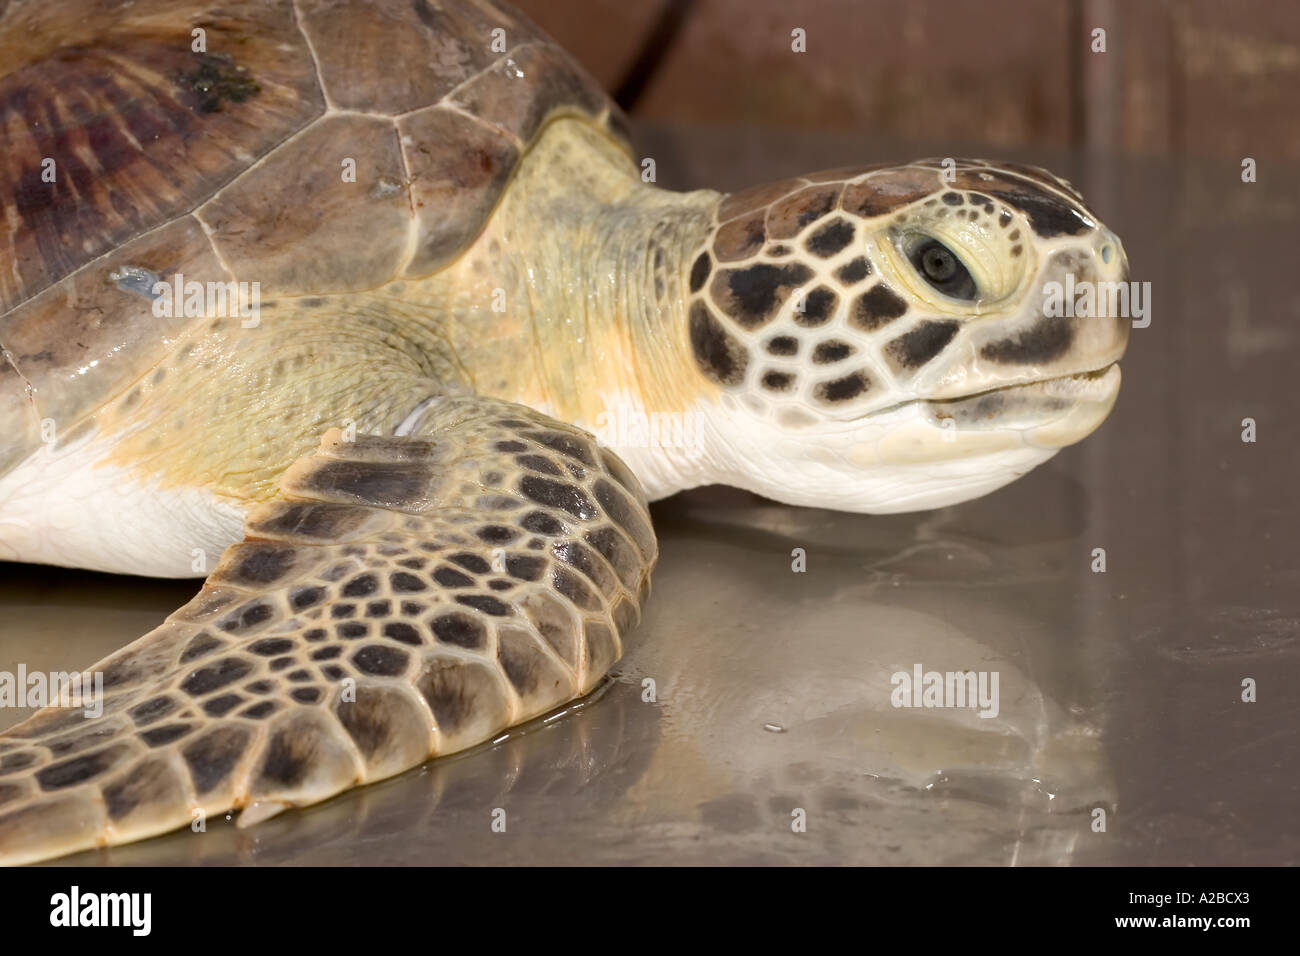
[414,118,722,498]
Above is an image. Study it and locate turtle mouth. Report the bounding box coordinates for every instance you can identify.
[865,362,1120,419]
[929,362,1121,408]
[841,363,1122,470]
[916,362,1122,448]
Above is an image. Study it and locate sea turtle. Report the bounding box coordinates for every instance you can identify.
[0,0,1129,865]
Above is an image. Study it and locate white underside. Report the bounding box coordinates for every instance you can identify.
[0,428,246,578]
[713,440,1059,513]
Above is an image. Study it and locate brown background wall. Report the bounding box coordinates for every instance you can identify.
[512,0,1300,160]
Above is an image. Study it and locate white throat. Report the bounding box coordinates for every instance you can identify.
[583,388,1060,512]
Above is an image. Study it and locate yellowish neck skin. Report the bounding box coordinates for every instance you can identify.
[412,118,720,428]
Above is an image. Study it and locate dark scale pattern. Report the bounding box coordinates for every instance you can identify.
[766,336,799,356]
[710,263,813,330]
[835,257,871,284]
[794,286,837,328]
[0,397,657,863]
[351,645,411,677]
[517,454,561,475]
[228,545,296,586]
[812,340,855,364]
[290,586,326,610]
[985,187,1093,237]
[249,638,294,656]
[886,320,961,370]
[37,747,130,792]
[527,430,597,467]
[433,566,474,588]
[476,524,519,544]
[449,552,492,573]
[181,658,252,697]
[762,370,795,392]
[519,476,597,520]
[342,574,379,597]
[980,314,1073,364]
[382,622,423,646]
[390,571,427,592]
[140,724,193,747]
[506,555,546,580]
[851,283,909,331]
[431,612,485,649]
[180,633,224,663]
[815,371,872,403]
[689,300,748,386]
[689,252,710,292]
[202,694,244,717]
[805,217,855,257]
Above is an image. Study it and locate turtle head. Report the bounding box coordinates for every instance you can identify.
[679,159,1130,512]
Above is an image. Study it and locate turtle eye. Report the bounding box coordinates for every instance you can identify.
[908,238,977,301]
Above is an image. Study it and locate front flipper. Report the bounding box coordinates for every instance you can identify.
[0,395,657,864]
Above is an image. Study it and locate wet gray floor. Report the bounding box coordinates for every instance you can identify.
[1,125,1296,865]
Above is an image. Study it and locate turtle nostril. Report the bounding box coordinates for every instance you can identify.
[1095,231,1128,279]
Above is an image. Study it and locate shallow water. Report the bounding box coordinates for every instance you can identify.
[1,127,1296,865]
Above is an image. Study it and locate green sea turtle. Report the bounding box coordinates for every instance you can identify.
[0,0,1129,864]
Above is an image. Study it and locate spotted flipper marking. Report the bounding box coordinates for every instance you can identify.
[0,395,656,864]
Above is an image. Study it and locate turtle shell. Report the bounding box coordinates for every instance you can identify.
[0,0,627,474]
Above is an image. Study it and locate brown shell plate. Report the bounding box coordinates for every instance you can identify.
[0,0,625,473]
